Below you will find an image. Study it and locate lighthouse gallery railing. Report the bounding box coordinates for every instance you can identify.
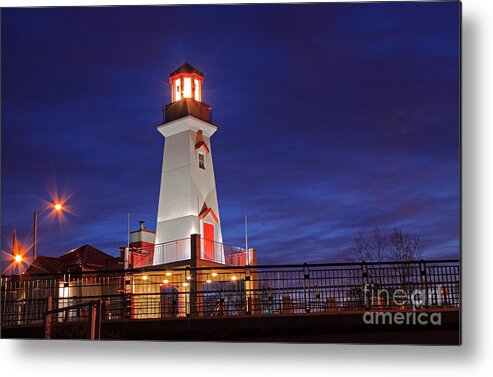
[126,237,252,268]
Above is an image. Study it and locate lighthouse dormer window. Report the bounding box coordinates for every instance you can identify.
[198,152,206,170]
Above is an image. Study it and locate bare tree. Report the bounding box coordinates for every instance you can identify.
[387,229,423,262]
[387,229,423,288]
[347,228,425,307]
[349,227,423,263]
[350,228,389,263]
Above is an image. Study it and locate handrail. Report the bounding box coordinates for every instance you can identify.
[0,258,460,279]
[46,299,102,315]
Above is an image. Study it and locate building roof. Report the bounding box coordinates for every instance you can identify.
[26,255,62,275]
[169,63,204,78]
[27,244,121,275]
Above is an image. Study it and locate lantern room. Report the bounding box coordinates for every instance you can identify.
[163,63,212,125]
[169,63,204,102]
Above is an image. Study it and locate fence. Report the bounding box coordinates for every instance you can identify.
[44,299,103,340]
[1,259,459,327]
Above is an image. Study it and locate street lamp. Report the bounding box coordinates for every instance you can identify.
[10,253,24,277]
[33,202,63,261]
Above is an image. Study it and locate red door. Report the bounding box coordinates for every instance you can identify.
[203,223,214,261]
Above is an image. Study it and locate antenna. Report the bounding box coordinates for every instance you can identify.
[245,215,249,265]
[127,213,130,248]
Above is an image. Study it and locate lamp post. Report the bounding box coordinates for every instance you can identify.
[11,230,17,276]
[33,203,63,261]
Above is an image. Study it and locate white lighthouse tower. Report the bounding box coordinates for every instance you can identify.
[154,63,223,265]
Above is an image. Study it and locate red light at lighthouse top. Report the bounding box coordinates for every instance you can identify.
[169,63,204,102]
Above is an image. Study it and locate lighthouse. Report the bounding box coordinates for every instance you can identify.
[154,63,223,265]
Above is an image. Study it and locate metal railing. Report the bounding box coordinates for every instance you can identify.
[141,238,190,266]
[127,238,252,268]
[200,238,252,266]
[1,259,460,327]
[44,299,103,340]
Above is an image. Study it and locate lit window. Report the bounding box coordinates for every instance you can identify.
[175,80,181,101]
[198,152,205,170]
[194,79,201,102]
[183,77,192,98]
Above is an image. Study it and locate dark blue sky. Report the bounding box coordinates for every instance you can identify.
[1,2,460,265]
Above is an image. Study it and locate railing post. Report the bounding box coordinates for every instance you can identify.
[89,300,102,340]
[245,267,251,315]
[90,304,96,340]
[419,260,429,308]
[190,234,200,268]
[124,275,132,319]
[362,261,369,310]
[248,248,260,315]
[303,263,310,313]
[44,296,53,340]
[190,234,201,317]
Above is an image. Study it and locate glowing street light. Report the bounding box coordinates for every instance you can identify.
[33,202,65,261]
[9,230,26,276]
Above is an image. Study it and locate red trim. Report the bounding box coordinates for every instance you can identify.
[169,73,203,85]
[198,207,219,223]
[195,141,210,154]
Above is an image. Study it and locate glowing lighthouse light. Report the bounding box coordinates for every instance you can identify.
[169,63,203,102]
